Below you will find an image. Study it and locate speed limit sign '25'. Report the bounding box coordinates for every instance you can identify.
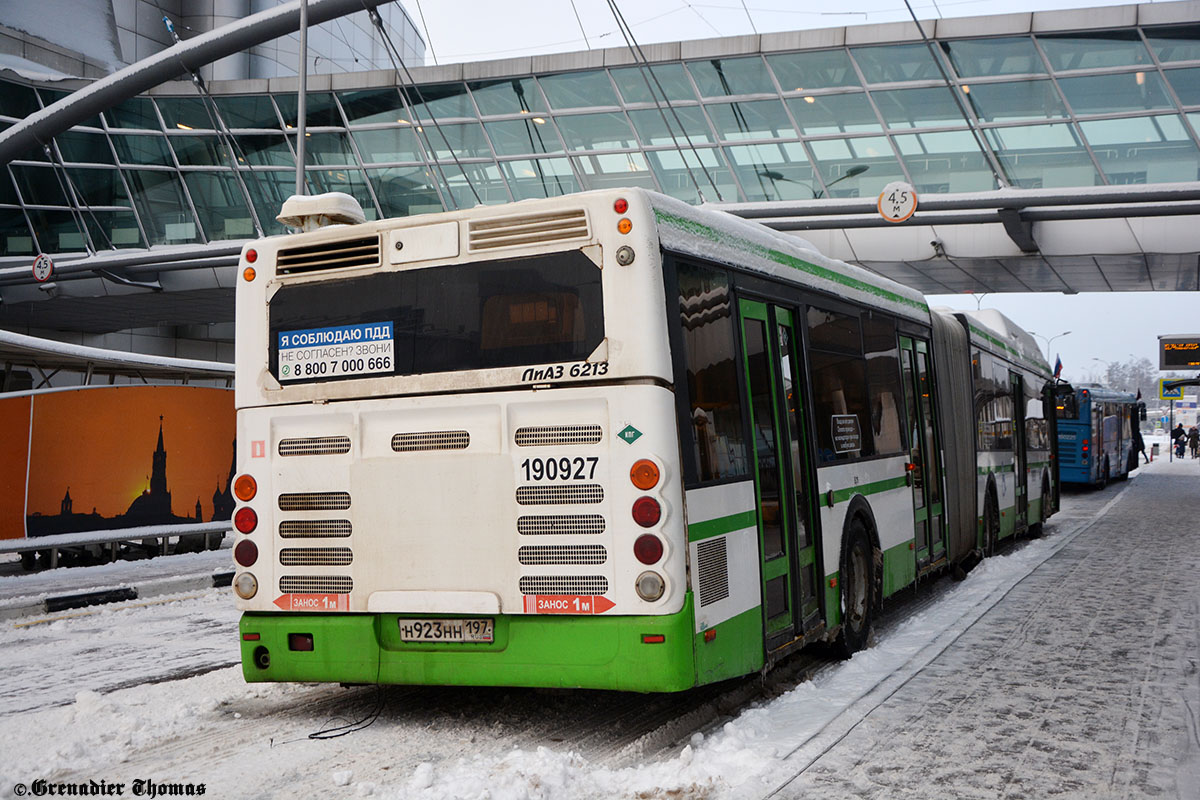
[878,182,918,223]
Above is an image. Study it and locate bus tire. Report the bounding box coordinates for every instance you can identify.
[19,551,36,571]
[1028,475,1050,538]
[984,487,1000,556]
[837,516,876,658]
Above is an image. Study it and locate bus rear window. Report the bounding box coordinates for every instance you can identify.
[268,251,603,382]
[1056,392,1078,419]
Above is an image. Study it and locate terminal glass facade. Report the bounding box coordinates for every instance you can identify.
[1,20,1199,258]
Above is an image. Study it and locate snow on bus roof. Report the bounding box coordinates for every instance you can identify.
[948,307,1049,375]
[641,190,930,322]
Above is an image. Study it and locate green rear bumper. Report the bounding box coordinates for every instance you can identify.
[239,594,699,693]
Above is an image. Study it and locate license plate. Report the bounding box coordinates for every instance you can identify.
[398,618,494,643]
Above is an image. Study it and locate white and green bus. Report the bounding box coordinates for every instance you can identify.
[230,188,1056,692]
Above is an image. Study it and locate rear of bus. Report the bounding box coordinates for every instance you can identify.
[231,190,698,692]
[1055,386,1094,484]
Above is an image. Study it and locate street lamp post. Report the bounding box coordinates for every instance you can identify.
[1029,330,1070,364]
[755,164,869,200]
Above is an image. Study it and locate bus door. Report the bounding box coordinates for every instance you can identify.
[1044,382,1061,513]
[1010,372,1028,523]
[739,300,821,648]
[899,337,947,567]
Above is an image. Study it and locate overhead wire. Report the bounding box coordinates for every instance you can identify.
[605,0,724,202]
[365,7,473,209]
[900,0,1010,189]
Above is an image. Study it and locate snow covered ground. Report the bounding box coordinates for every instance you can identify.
[1,454,1197,799]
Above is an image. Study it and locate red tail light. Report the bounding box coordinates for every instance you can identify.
[234,539,259,567]
[632,497,661,527]
[634,534,663,564]
[234,507,258,533]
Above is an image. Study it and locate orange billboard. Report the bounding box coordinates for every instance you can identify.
[0,385,234,540]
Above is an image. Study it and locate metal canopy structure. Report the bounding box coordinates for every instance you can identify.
[1,0,1199,344]
[0,328,233,388]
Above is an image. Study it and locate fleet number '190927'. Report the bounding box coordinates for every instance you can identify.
[521,456,599,482]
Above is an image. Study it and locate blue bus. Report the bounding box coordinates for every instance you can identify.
[1055,384,1140,487]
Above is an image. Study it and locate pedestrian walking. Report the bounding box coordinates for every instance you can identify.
[1189,425,1199,459]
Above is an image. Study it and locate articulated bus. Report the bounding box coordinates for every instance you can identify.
[1056,384,1139,487]
[230,189,1057,692]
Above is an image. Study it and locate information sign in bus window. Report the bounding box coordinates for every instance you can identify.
[277,322,394,382]
[832,414,863,453]
[1159,335,1200,370]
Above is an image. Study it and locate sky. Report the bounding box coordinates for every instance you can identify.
[402,0,1163,64]
[401,0,1200,387]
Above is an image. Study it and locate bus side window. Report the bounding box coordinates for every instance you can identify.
[678,263,749,482]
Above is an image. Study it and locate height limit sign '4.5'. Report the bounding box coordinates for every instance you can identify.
[32,253,54,282]
[878,182,918,223]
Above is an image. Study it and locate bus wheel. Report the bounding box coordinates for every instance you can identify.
[19,551,36,571]
[837,517,875,657]
[1028,476,1050,539]
[984,489,1000,556]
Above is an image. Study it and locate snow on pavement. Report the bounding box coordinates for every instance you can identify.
[1,457,1197,798]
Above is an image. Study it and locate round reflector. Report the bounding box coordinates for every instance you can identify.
[234,539,259,568]
[234,507,258,534]
[617,218,633,235]
[613,197,629,214]
[234,572,258,600]
[632,496,661,528]
[630,459,660,490]
[234,474,257,501]
[635,571,665,602]
[634,534,664,565]
[242,266,256,282]
[245,248,258,263]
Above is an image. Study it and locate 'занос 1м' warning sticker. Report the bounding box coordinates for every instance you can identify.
[277,322,394,382]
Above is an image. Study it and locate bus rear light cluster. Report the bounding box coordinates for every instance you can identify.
[632,497,661,527]
[234,507,258,534]
[234,572,258,600]
[234,539,259,568]
[234,474,257,501]
[635,571,664,602]
[615,198,633,235]
[630,459,660,490]
[634,534,663,565]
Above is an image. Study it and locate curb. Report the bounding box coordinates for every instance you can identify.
[0,570,234,622]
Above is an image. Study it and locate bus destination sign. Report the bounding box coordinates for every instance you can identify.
[1158,334,1200,370]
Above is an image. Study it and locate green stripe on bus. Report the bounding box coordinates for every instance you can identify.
[830,474,910,505]
[654,209,929,314]
[966,323,1050,376]
[688,509,758,542]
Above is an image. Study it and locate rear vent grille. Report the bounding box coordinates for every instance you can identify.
[279,520,352,538]
[392,431,470,452]
[276,236,379,274]
[279,575,353,594]
[517,514,606,536]
[468,209,589,251]
[278,492,351,511]
[515,425,603,447]
[280,547,353,567]
[519,575,609,595]
[696,537,730,607]
[518,545,607,565]
[278,436,352,457]
[516,484,604,505]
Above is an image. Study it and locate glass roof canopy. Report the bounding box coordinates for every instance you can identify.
[0,13,1198,260]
